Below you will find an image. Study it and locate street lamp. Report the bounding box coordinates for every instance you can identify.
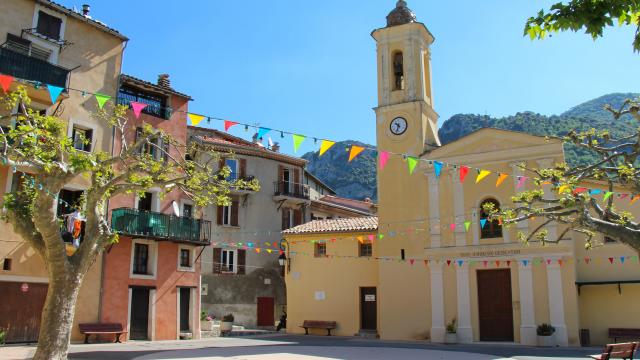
[279,239,290,273]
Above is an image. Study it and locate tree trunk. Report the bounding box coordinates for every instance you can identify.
[32,269,83,360]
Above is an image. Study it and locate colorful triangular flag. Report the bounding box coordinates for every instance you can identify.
[224,120,239,132]
[188,113,206,126]
[476,169,491,184]
[558,185,569,194]
[516,176,527,189]
[94,93,111,109]
[0,74,13,92]
[496,173,508,187]
[348,145,365,162]
[47,85,64,104]
[319,140,335,156]
[603,191,614,202]
[449,223,456,231]
[257,127,271,139]
[631,195,640,204]
[464,221,471,232]
[590,189,602,195]
[131,102,147,119]
[480,219,487,228]
[522,259,529,266]
[292,134,305,153]
[433,161,443,178]
[460,166,469,183]
[379,151,390,170]
[407,156,419,175]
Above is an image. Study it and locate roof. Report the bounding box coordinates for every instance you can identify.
[189,127,307,167]
[37,1,128,41]
[282,217,378,235]
[305,170,336,194]
[120,74,192,100]
[311,199,373,217]
[318,195,376,213]
[386,0,417,27]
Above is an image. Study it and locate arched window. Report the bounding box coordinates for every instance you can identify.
[392,51,404,90]
[480,198,502,239]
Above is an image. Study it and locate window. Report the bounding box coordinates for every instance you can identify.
[213,248,245,275]
[5,33,52,61]
[480,198,503,239]
[401,248,405,261]
[282,208,302,230]
[393,51,404,90]
[10,171,28,193]
[217,198,239,226]
[133,243,149,275]
[57,189,83,217]
[36,11,63,40]
[314,242,326,257]
[225,159,238,181]
[182,204,193,218]
[221,249,235,273]
[359,241,372,257]
[71,126,92,152]
[137,192,153,212]
[118,87,168,119]
[2,259,11,271]
[180,249,191,268]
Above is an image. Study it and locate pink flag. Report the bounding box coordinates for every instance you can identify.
[409,259,415,265]
[516,176,528,189]
[379,151,390,170]
[368,234,375,241]
[130,102,147,119]
[449,223,456,231]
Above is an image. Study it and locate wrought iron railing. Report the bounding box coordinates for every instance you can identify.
[0,46,69,88]
[273,181,310,200]
[111,208,211,245]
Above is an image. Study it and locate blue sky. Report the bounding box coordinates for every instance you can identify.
[62,1,639,154]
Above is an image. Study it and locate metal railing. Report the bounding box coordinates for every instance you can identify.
[273,181,310,200]
[111,208,211,245]
[0,46,69,88]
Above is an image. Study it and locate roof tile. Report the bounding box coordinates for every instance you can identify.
[283,217,378,235]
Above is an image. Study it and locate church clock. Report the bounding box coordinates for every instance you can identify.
[390,117,408,135]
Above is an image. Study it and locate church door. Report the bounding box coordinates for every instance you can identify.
[477,269,514,341]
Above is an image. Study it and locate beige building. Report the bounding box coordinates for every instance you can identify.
[0,0,127,342]
[283,1,640,347]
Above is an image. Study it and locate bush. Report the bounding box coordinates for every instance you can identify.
[222,314,234,322]
[537,323,555,336]
[200,311,208,321]
[0,329,5,345]
[446,318,457,334]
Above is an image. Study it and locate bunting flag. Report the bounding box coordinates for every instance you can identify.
[449,223,456,231]
[464,221,471,232]
[480,219,487,228]
[131,102,147,119]
[434,161,443,178]
[608,257,614,264]
[188,113,206,126]
[558,185,569,194]
[459,166,469,182]
[631,195,640,205]
[584,257,590,264]
[424,260,429,267]
[266,249,273,254]
[506,260,511,266]
[368,234,375,241]
[224,120,239,132]
[348,145,365,162]
[409,259,415,265]
[319,140,335,156]
[0,74,13,92]
[476,170,491,184]
[620,194,629,200]
[590,189,602,195]
[457,260,464,267]
[379,151,390,170]
[603,191,614,202]
[378,234,384,240]
[446,260,452,266]
[516,176,527,189]
[574,187,588,194]
[94,93,111,109]
[483,260,488,267]
[496,173,508,187]
[47,85,64,104]
[407,156,419,175]
[620,256,626,264]
[257,127,271,139]
[495,260,501,267]
[292,134,306,153]
[522,259,529,266]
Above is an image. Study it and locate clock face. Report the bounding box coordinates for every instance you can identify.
[390,117,408,135]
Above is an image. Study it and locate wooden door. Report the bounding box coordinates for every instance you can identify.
[130,288,150,340]
[256,297,275,327]
[477,269,514,341]
[0,282,48,343]
[179,288,190,332]
[360,287,377,330]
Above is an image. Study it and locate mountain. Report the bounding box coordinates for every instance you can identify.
[304,93,639,200]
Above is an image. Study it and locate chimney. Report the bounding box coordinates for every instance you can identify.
[271,142,280,152]
[82,4,90,16]
[157,74,171,88]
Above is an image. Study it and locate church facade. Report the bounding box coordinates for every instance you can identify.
[282,1,640,346]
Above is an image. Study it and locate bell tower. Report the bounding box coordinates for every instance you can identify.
[372,0,440,157]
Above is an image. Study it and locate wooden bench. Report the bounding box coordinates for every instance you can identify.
[590,342,638,360]
[300,320,337,336]
[79,323,126,344]
[610,328,640,343]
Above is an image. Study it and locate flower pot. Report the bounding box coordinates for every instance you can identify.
[220,321,233,332]
[445,332,457,344]
[537,334,555,347]
[201,320,215,331]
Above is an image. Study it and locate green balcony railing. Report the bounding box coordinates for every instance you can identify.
[111,208,211,245]
[0,46,70,88]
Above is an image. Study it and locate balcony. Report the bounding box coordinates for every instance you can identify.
[111,208,211,245]
[0,46,70,88]
[273,181,310,204]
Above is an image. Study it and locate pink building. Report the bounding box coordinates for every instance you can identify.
[101,74,207,340]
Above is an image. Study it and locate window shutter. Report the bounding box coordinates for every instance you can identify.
[239,159,247,179]
[85,129,93,152]
[237,249,246,275]
[216,205,223,225]
[162,140,169,162]
[231,199,239,227]
[294,209,303,226]
[293,168,300,194]
[213,248,222,274]
[219,157,226,171]
[281,209,288,230]
[278,165,285,193]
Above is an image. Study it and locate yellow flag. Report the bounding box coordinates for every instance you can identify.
[319,140,335,156]
[348,145,365,162]
[558,185,569,194]
[495,173,508,187]
[188,113,205,126]
[476,170,491,183]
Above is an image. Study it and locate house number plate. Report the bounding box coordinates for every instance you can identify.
[364,294,375,302]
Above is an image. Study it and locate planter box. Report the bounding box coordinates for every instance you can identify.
[537,334,555,347]
[201,320,215,331]
[220,321,233,332]
[445,332,457,344]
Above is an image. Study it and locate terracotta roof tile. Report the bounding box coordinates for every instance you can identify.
[319,195,375,212]
[283,217,378,235]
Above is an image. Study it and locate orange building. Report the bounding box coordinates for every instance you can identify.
[100,74,208,341]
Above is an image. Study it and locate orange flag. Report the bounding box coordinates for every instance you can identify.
[348,145,365,162]
[495,173,508,187]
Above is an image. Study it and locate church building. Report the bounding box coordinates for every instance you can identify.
[282,1,640,346]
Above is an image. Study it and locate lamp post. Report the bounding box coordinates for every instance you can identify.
[279,238,290,273]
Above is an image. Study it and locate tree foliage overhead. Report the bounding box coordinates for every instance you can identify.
[525,0,640,52]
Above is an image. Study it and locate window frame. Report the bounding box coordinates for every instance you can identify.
[71,125,93,152]
[314,242,327,258]
[118,86,169,119]
[178,245,195,272]
[359,241,373,257]
[225,159,238,181]
[130,239,158,279]
[29,4,67,63]
[221,249,236,273]
[479,198,503,239]
[132,243,150,275]
[67,119,96,153]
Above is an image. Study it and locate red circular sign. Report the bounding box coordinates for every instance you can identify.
[20,283,28,293]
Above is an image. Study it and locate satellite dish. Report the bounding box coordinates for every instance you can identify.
[172,201,180,217]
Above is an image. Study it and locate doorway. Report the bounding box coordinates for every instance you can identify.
[257,297,275,327]
[179,288,191,332]
[477,269,514,341]
[360,287,377,331]
[130,288,150,340]
[0,282,48,343]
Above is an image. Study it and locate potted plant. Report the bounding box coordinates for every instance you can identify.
[200,312,215,331]
[445,317,457,344]
[0,328,5,346]
[220,313,234,333]
[537,323,556,347]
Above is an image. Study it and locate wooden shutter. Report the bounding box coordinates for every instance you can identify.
[231,199,239,227]
[213,248,222,274]
[294,209,303,226]
[293,168,300,194]
[85,129,93,152]
[237,249,246,275]
[216,205,223,225]
[219,157,226,171]
[281,209,288,230]
[239,159,247,179]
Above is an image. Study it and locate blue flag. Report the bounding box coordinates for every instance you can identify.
[257,127,271,139]
[434,161,443,178]
[480,219,487,228]
[47,85,64,104]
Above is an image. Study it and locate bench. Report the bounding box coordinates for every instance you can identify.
[79,323,126,344]
[590,342,638,360]
[300,320,337,336]
[610,328,640,343]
